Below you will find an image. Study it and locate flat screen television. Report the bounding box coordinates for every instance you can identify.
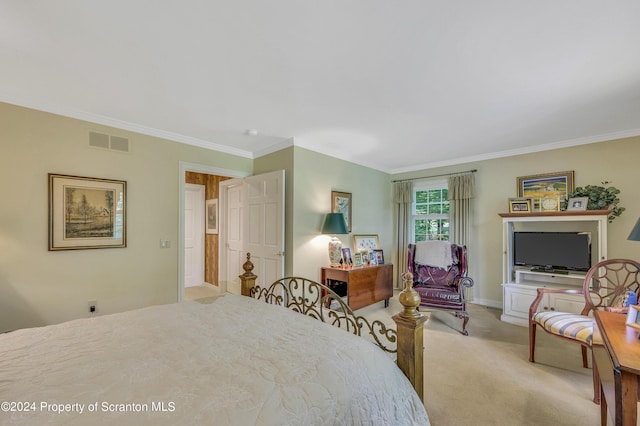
[513,232,591,272]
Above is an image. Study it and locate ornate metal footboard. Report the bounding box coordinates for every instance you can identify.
[238,253,427,401]
[251,275,397,354]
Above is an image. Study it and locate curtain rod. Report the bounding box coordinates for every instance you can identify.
[392,169,477,183]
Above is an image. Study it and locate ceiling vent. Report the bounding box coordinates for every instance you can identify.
[89,132,130,153]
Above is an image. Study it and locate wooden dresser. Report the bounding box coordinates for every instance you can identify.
[320,264,393,311]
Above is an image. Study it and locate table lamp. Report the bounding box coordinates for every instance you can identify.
[628,217,640,241]
[321,213,348,267]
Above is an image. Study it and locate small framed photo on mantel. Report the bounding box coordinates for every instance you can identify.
[508,197,533,213]
[567,196,588,211]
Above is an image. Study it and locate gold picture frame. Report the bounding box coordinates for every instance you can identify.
[352,234,380,253]
[508,197,533,213]
[517,171,574,210]
[49,173,127,250]
[331,191,352,232]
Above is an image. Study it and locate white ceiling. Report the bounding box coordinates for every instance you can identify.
[2,1,640,173]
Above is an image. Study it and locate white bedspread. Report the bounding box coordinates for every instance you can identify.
[0,295,429,425]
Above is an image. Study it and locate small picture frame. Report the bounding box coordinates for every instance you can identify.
[508,197,533,213]
[206,199,219,234]
[369,252,378,265]
[359,250,370,265]
[625,305,640,330]
[373,249,384,264]
[353,252,363,267]
[341,247,352,266]
[567,196,588,211]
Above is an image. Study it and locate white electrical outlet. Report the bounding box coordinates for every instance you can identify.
[160,239,171,248]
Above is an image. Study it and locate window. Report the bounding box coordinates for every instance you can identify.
[412,180,449,242]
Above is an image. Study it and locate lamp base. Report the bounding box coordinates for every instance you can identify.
[328,237,343,267]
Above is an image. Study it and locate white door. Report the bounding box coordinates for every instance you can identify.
[184,184,205,287]
[221,179,244,295]
[244,170,285,288]
[219,170,285,294]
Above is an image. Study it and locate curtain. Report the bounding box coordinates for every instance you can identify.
[392,181,413,289]
[448,173,475,246]
[448,173,475,300]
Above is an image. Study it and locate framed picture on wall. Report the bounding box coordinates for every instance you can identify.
[48,173,127,250]
[516,171,574,210]
[206,199,218,234]
[331,191,352,232]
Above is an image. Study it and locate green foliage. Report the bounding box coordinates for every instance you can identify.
[566,181,625,222]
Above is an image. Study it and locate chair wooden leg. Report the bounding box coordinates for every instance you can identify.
[581,346,588,368]
[591,350,601,405]
[529,322,536,363]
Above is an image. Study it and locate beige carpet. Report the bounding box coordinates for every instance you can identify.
[356,297,604,426]
[185,284,225,303]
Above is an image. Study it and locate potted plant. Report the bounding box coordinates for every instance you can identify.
[564,181,625,222]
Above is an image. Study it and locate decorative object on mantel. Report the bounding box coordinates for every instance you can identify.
[517,171,574,211]
[564,181,624,222]
[321,212,348,267]
[508,197,533,213]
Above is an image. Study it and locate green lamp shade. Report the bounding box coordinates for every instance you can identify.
[322,213,348,235]
[628,218,640,241]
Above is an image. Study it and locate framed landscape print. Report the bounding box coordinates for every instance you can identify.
[517,171,574,210]
[49,174,126,250]
[331,191,352,232]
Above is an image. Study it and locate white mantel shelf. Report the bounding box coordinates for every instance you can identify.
[499,210,612,219]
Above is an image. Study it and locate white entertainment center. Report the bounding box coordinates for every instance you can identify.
[499,210,610,326]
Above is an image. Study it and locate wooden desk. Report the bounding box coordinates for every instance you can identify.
[593,310,640,426]
[321,264,393,311]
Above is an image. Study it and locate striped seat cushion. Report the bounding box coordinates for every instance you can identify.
[532,311,593,345]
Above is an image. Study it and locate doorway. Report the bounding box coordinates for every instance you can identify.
[178,162,249,301]
[178,162,285,301]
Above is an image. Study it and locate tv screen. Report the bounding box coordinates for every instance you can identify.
[513,232,591,272]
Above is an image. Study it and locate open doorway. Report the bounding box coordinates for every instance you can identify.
[178,162,249,302]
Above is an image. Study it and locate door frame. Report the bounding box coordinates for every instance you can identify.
[178,161,249,301]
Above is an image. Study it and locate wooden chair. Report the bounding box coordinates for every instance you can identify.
[528,258,640,404]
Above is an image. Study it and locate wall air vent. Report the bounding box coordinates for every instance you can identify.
[89,132,130,153]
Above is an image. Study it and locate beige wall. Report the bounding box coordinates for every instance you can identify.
[0,103,252,332]
[3,100,639,332]
[255,146,393,282]
[392,136,640,307]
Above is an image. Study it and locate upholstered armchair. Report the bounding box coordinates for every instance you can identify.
[407,242,474,335]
